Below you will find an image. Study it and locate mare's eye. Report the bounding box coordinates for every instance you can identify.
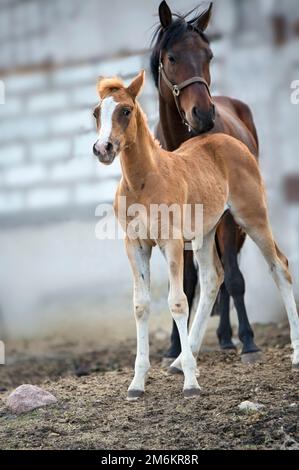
[168,54,176,64]
[123,108,131,117]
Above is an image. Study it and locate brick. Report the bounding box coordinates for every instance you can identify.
[0,144,25,167]
[26,187,71,209]
[0,80,5,105]
[0,191,24,213]
[52,65,96,87]
[49,156,95,182]
[49,109,93,134]
[95,55,143,78]
[27,91,68,113]
[0,45,12,70]
[0,9,10,41]
[0,117,48,142]
[71,85,98,107]
[73,131,97,157]
[0,97,21,118]
[75,180,118,204]
[4,165,46,187]
[5,73,47,94]
[31,139,71,162]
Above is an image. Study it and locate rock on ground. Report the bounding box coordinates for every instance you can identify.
[238,400,265,412]
[7,384,57,414]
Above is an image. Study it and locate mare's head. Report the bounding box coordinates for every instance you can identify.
[93,71,145,165]
[151,1,215,133]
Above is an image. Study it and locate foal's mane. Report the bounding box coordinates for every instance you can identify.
[150,7,210,88]
[97,77,124,98]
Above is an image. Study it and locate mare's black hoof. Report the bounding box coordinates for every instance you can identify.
[220,343,237,353]
[241,351,264,364]
[167,366,183,375]
[161,357,176,368]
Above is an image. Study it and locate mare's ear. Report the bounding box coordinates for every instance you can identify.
[159,1,172,30]
[194,2,213,31]
[126,70,145,100]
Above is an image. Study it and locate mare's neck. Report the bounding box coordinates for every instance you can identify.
[159,96,194,151]
[120,104,157,192]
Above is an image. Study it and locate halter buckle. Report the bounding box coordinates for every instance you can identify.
[172,85,180,97]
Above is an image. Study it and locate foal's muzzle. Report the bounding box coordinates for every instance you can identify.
[93,140,116,165]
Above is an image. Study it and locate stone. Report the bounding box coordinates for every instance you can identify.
[7,384,58,414]
[238,400,264,412]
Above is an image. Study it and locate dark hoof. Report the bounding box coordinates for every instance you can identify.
[220,344,237,353]
[219,341,237,351]
[127,389,144,401]
[161,357,176,368]
[183,387,201,399]
[292,362,299,371]
[241,351,264,364]
[167,366,183,375]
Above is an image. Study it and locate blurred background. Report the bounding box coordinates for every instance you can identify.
[0,0,299,347]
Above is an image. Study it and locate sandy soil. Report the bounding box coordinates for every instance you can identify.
[0,323,298,450]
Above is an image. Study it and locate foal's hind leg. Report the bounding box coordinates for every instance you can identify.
[231,207,299,368]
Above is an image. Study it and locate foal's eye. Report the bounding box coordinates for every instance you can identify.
[168,54,176,64]
[122,108,131,117]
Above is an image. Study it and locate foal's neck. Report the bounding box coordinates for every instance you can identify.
[120,104,158,192]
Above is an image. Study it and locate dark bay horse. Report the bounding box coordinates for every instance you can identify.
[151,1,261,363]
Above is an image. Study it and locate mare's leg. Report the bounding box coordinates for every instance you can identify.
[170,230,224,373]
[125,237,152,400]
[164,249,197,359]
[164,239,200,397]
[217,213,260,360]
[216,283,236,350]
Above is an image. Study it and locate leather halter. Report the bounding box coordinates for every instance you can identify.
[158,53,211,133]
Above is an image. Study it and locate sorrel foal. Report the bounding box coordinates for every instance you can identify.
[93,71,299,399]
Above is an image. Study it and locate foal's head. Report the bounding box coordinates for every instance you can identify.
[93,71,145,164]
[151,1,215,133]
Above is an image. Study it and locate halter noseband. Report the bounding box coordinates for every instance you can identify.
[158,53,211,133]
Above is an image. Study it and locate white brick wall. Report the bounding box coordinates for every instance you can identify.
[0,49,156,220]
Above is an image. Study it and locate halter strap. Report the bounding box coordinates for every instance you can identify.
[158,54,211,133]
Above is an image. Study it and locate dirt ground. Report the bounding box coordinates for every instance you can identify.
[0,323,298,450]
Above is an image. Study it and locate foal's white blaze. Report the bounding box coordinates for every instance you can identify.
[97,96,117,145]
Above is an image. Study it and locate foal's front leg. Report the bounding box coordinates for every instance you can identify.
[125,237,152,400]
[164,239,200,398]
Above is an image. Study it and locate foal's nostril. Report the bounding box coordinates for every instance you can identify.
[93,143,100,157]
[106,142,113,153]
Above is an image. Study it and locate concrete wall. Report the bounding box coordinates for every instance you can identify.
[0,0,299,341]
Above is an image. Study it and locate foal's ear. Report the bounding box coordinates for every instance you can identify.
[158,1,172,30]
[194,2,213,31]
[126,70,145,100]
